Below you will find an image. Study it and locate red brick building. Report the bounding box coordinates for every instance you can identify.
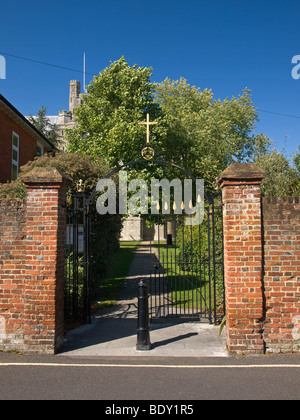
[0,94,53,183]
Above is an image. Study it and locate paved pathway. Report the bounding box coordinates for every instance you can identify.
[61,243,227,358]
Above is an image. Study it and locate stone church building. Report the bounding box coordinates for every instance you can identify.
[44,80,85,151]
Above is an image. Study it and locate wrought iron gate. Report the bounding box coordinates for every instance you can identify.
[147,195,224,324]
[64,114,225,327]
[64,191,91,325]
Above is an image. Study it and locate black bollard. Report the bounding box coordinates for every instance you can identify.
[136,279,152,351]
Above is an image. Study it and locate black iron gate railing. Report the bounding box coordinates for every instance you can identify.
[64,192,225,327]
[64,191,91,326]
[64,192,225,328]
[64,114,226,329]
[147,194,224,324]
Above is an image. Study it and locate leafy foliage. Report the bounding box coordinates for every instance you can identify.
[67,57,162,168]
[255,149,300,196]
[19,152,112,196]
[154,79,271,191]
[0,152,113,199]
[0,178,26,200]
[66,58,271,196]
[294,146,300,194]
[28,106,59,147]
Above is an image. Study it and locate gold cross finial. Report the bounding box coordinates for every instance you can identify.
[139,113,158,144]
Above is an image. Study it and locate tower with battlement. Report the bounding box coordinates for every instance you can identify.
[69,80,84,115]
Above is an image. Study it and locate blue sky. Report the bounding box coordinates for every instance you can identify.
[1,0,300,157]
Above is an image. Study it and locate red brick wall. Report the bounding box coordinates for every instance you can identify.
[221,181,265,355]
[219,164,300,355]
[262,197,300,354]
[23,183,67,353]
[0,200,26,349]
[0,108,37,183]
[0,168,70,354]
[1,162,299,356]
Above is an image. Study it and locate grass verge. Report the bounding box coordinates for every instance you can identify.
[94,241,141,310]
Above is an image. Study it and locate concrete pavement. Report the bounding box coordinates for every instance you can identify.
[61,244,227,358]
[61,317,227,357]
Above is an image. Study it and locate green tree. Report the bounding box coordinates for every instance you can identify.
[256,149,299,196]
[67,57,163,168]
[295,146,300,172]
[28,106,59,147]
[293,145,300,194]
[66,58,271,193]
[154,78,271,190]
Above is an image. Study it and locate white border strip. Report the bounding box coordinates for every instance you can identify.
[0,362,299,369]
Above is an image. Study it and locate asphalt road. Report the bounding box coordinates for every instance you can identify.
[0,353,299,401]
